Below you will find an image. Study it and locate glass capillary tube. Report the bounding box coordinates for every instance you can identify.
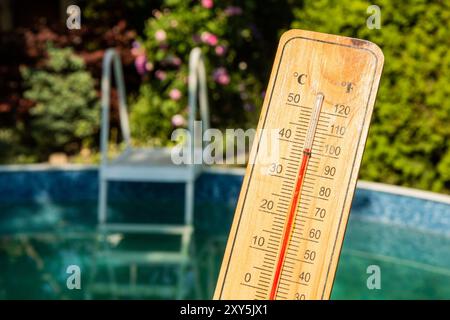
[303,92,325,154]
[269,92,325,300]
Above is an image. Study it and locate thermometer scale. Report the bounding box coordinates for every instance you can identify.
[214,29,384,300]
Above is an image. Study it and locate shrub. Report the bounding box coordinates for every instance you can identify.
[292,0,450,193]
[21,45,99,159]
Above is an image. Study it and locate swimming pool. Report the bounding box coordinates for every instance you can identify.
[0,165,449,299]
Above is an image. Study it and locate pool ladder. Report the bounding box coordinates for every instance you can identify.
[87,47,209,299]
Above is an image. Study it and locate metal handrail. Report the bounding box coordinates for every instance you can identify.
[100,47,209,163]
[96,48,207,299]
[100,49,131,165]
[188,47,210,136]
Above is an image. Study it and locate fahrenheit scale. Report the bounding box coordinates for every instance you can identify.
[214,29,384,300]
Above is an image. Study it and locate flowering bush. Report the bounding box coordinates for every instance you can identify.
[129,0,265,146]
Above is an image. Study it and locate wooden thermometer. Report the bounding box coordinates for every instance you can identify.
[214,29,384,300]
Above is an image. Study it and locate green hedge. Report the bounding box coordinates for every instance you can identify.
[292,0,450,193]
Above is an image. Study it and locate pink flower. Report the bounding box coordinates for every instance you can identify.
[213,67,230,85]
[215,45,226,56]
[171,56,182,66]
[224,6,243,16]
[169,88,182,101]
[171,114,186,127]
[155,70,167,81]
[201,0,214,9]
[135,55,147,75]
[201,32,218,46]
[155,29,167,42]
[207,35,218,46]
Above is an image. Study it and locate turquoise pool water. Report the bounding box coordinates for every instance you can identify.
[333,218,450,299]
[0,168,449,299]
[1,200,449,299]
